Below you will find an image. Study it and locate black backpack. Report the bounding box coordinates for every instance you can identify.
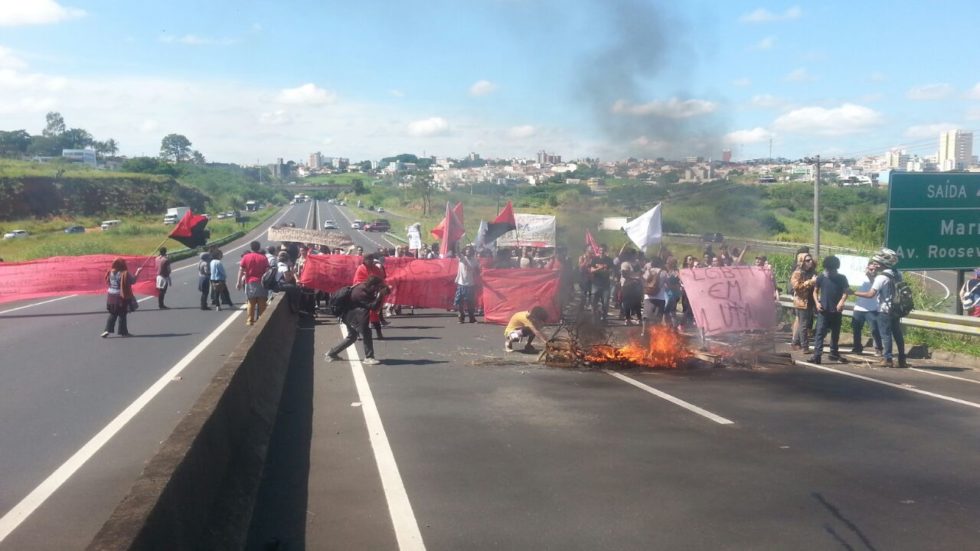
[328,285,354,316]
[261,265,279,291]
[883,272,914,318]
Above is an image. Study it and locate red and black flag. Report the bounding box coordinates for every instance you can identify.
[169,210,210,249]
[484,200,516,243]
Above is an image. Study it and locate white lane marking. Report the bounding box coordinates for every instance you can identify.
[797,360,980,410]
[0,309,244,543]
[910,368,980,385]
[605,370,735,425]
[0,294,78,315]
[339,324,426,551]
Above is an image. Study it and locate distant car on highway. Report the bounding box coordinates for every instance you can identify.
[100,220,122,231]
[327,199,336,204]
[377,207,385,213]
[323,220,338,230]
[364,219,391,232]
[64,225,85,234]
[701,232,724,243]
[351,220,364,230]
[338,201,346,206]
[3,229,28,239]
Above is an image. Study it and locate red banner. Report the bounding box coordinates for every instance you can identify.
[481,268,560,325]
[0,255,158,305]
[678,266,777,336]
[299,255,561,323]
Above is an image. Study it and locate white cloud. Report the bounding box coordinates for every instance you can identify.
[159,34,237,46]
[739,6,802,23]
[966,107,980,121]
[749,94,787,109]
[611,98,717,118]
[276,83,337,105]
[0,96,57,115]
[732,77,751,87]
[0,68,67,91]
[469,80,497,97]
[906,83,954,101]
[407,117,450,137]
[508,125,536,138]
[773,103,883,136]
[903,123,958,140]
[389,89,405,97]
[724,127,774,145]
[965,83,980,100]
[0,0,85,26]
[258,110,292,126]
[869,71,887,83]
[0,46,27,69]
[631,136,669,150]
[752,36,776,50]
[139,120,159,133]
[784,68,815,82]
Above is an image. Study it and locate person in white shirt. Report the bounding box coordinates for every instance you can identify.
[454,245,481,323]
[851,261,882,355]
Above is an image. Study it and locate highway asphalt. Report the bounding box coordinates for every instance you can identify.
[248,298,980,549]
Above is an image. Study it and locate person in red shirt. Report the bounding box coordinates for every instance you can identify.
[237,240,271,326]
[353,253,387,338]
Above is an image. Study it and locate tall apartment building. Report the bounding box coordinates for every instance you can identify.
[721,149,732,163]
[536,150,561,165]
[884,148,909,169]
[309,152,322,169]
[938,130,973,171]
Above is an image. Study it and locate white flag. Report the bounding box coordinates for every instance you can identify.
[622,203,663,250]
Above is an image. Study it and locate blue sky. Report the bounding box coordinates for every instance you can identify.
[2,0,979,164]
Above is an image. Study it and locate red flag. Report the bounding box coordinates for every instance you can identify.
[430,202,464,241]
[169,210,210,248]
[436,201,465,257]
[484,201,517,243]
[585,229,601,256]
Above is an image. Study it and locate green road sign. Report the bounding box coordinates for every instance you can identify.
[885,173,980,270]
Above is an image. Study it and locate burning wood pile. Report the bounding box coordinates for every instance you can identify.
[542,317,694,369]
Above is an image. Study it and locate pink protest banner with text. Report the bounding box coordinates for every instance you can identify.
[678,266,777,336]
[0,255,158,305]
[481,268,560,325]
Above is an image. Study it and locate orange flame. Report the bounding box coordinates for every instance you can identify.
[583,326,692,369]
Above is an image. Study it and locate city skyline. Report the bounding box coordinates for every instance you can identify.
[1,0,979,164]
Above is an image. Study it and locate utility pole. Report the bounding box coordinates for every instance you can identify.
[813,155,821,258]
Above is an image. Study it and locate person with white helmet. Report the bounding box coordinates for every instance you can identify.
[960,268,980,317]
[854,248,906,368]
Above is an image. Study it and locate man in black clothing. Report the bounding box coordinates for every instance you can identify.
[325,275,389,365]
[590,244,614,322]
[809,255,849,364]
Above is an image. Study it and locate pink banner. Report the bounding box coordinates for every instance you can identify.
[0,254,158,305]
[481,268,560,325]
[386,259,459,309]
[678,266,777,336]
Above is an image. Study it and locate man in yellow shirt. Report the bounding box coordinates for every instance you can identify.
[504,306,549,352]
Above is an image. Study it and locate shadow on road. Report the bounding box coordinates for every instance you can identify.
[245,316,315,550]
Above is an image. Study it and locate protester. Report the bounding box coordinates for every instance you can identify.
[790,252,817,352]
[663,256,682,329]
[589,244,614,322]
[237,241,270,325]
[808,255,849,364]
[353,253,387,338]
[854,249,907,368]
[325,275,389,365]
[275,250,301,313]
[265,245,277,266]
[578,247,594,305]
[154,247,172,309]
[197,251,212,310]
[101,258,141,338]
[209,248,234,310]
[454,245,480,323]
[960,268,980,317]
[620,264,643,326]
[504,306,549,352]
[851,260,883,355]
[641,256,667,335]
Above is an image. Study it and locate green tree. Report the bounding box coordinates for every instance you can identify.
[351,177,367,195]
[94,138,119,159]
[43,112,66,137]
[191,150,206,164]
[160,133,193,163]
[26,135,61,156]
[411,169,434,216]
[60,128,94,149]
[0,130,31,157]
[121,156,178,176]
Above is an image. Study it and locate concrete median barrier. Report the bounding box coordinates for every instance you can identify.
[87,297,298,551]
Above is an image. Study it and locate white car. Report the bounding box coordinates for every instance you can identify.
[323,220,338,230]
[3,229,28,239]
[351,220,364,230]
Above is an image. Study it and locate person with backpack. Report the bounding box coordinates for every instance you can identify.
[324,275,389,365]
[960,268,980,317]
[807,255,850,364]
[854,248,909,368]
[353,253,388,338]
[790,252,817,353]
[197,251,212,311]
[237,241,270,326]
[641,256,667,336]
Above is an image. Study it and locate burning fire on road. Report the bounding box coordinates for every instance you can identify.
[544,325,695,369]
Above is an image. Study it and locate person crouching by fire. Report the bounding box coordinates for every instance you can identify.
[504,306,549,353]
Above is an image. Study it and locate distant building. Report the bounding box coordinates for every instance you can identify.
[939,130,973,171]
[721,149,732,163]
[536,150,561,165]
[62,148,97,167]
[884,148,909,169]
[309,152,322,169]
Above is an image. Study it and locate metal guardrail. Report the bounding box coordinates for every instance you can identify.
[777,296,980,337]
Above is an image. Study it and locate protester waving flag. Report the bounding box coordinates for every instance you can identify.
[484,200,517,243]
[434,201,465,257]
[169,210,210,248]
[622,203,662,250]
